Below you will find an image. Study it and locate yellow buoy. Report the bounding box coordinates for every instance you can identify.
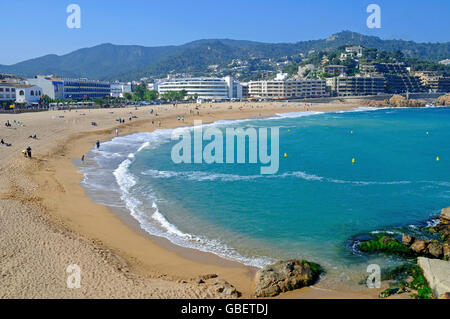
[352,158,356,164]
[350,130,353,134]
[437,156,440,161]
[284,153,287,158]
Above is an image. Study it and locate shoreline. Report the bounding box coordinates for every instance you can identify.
[0,101,385,298]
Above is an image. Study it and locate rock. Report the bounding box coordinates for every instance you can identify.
[417,257,450,298]
[410,240,428,254]
[443,243,450,260]
[441,207,450,224]
[254,259,322,297]
[427,241,443,258]
[439,292,450,299]
[379,287,408,298]
[198,274,218,281]
[436,94,450,107]
[381,236,397,245]
[213,279,240,297]
[402,234,415,246]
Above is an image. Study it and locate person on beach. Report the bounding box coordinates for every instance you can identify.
[116,128,119,136]
[26,146,32,158]
[96,140,100,149]
[22,150,27,157]
[81,155,85,163]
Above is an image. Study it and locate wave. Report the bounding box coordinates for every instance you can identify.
[142,168,416,185]
[111,156,273,268]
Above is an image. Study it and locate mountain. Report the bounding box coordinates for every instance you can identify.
[1,31,449,81]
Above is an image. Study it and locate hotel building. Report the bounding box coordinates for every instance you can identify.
[248,79,327,99]
[27,75,111,100]
[158,76,242,100]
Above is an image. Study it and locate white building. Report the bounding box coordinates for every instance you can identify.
[249,79,327,99]
[0,83,17,102]
[110,82,132,98]
[0,83,42,105]
[27,75,111,100]
[15,84,42,104]
[158,76,242,100]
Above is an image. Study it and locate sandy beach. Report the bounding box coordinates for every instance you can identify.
[0,100,386,298]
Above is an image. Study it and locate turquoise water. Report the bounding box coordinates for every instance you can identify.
[80,106,450,286]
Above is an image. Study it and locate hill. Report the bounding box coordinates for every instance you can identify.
[1,31,449,81]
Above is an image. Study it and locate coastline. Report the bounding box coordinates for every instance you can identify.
[0,101,385,298]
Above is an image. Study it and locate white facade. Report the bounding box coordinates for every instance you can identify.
[158,77,242,100]
[15,85,42,104]
[249,79,327,99]
[0,83,42,104]
[0,84,17,102]
[111,82,132,98]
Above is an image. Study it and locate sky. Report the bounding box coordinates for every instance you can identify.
[1,0,449,65]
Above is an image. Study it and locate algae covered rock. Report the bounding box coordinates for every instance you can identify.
[254,259,323,297]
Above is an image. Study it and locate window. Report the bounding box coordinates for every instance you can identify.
[19,90,24,96]
[30,91,34,96]
[11,88,15,92]
[5,88,10,92]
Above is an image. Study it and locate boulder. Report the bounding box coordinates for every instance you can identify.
[439,292,450,299]
[254,259,322,297]
[213,279,240,297]
[410,240,428,254]
[402,234,415,246]
[417,257,450,298]
[443,243,450,260]
[441,207,450,224]
[427,241,443,258]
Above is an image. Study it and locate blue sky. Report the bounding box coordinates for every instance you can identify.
[1,0,449,64]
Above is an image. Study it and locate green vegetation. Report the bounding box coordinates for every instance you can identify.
[2,31,449,81]
[359,235,412,256]
[410,266,433,299]
[161,90,187,101]
[132,82,160,101]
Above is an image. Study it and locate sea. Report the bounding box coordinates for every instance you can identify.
[77,106,450,288]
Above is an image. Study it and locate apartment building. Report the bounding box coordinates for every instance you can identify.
[111,82,132,98]
[384,74,424,93]
[323,65,347,76]
[326,75,385,96]
[158,77,242,100]
[248,79,327,99]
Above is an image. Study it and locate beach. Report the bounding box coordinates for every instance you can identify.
[0,100,388,298]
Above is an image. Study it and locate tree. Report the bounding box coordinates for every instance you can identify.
[134,82,147,101]
[124,92,133,100]
[145,90,159,101]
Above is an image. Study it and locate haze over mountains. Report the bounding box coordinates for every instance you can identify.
[1,31,449,81]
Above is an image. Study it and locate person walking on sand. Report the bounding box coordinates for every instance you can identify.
[96,140,100,149]
[81,155,85,163]
[26,146,32,158]
[116,128,119,136]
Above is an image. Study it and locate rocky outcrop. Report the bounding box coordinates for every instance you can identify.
[417,257,450,298]
[436,94,450,106]
[254,259,322,297]
[410,240,429,254]
[441,207,450,224]
[402,234,415,246]
[387,95,426,107]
